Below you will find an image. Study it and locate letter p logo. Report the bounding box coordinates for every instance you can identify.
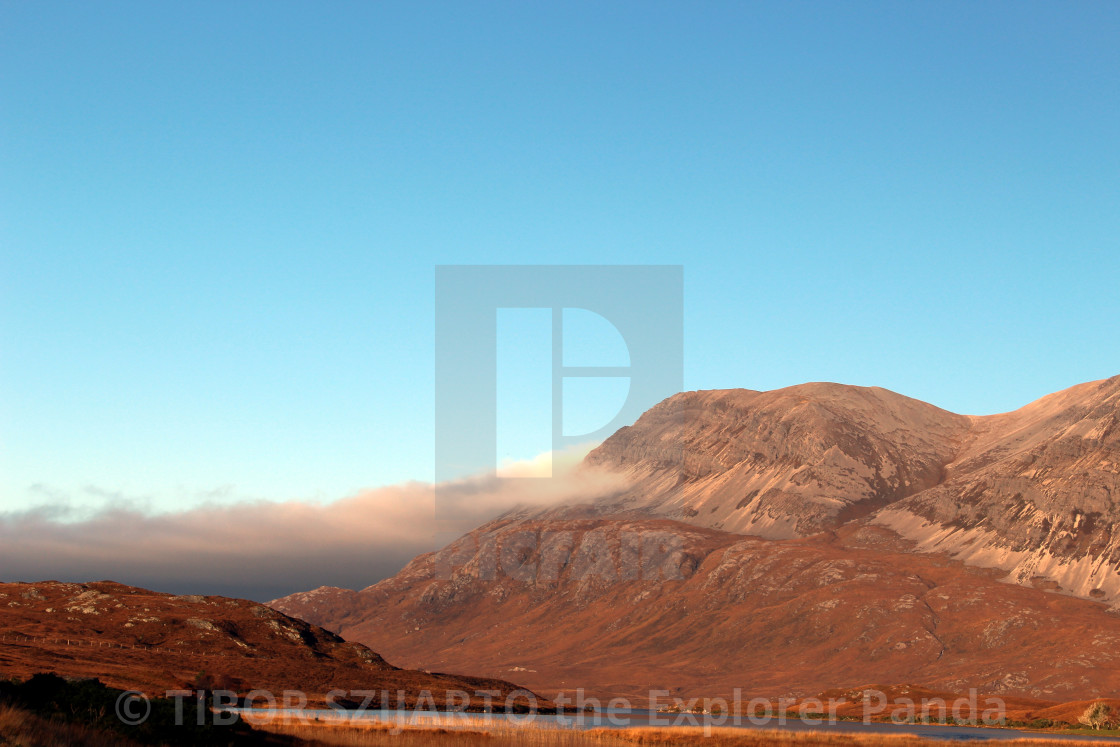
[434,265,682,536]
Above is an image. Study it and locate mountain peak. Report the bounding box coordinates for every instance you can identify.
[581,376,1120,603]
[586,380,971,538]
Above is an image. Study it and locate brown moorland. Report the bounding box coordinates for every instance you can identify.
[0,580,537,709]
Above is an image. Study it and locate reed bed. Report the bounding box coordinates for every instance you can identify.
[249,713,1120,747]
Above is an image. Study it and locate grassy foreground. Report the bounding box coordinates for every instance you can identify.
[251,715,1120,747]
[0,703,142,747]
[4,704,1120,746]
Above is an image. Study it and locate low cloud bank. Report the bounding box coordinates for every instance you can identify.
[0,445,628,601]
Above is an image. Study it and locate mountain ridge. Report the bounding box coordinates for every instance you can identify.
[578,375,1120,605]
[272,376,1120,702]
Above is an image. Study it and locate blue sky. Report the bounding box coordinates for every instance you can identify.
[2,1,1119,516]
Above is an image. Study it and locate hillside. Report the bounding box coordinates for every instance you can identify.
[0,580,533,708]
[272,377,1120,702]
[273,518,1120,704]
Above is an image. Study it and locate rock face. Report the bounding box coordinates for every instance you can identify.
[871,377,1120,604]
[0,580,531,706]
[583,383,970,538]
[582,377,1120,605]
[272,518,1120,703]
[272,376,1120,702]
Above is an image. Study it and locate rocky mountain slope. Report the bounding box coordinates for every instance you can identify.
[273,376,1120,702]
[582,383,971,538]
[0,580,531,707]
[273,518,1120,703]
[582,376,1120,605]
[870,377,1120,603]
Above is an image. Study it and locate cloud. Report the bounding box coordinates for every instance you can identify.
[0,444,628,602]
[436,442,629,524]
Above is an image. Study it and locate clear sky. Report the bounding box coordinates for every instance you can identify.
[2,1,1119,519]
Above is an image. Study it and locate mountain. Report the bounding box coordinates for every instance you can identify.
[272,517,1120,703]
[870,377,1120,602]
[272,376,1120,701]
[0,580,533,708]
[581,377,1120,605]
[582,383,970,538]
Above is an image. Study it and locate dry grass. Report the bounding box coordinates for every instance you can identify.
[0,702,143,747]
[252,714,569,746]
[592,727,1120,745]
[250,714,1120,747]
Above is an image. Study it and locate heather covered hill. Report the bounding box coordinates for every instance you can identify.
[0,580,533,708]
